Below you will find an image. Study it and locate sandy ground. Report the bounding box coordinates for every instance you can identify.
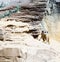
[0,36,60,62]
[44,14,60,41]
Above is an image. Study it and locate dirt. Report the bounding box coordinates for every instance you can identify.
[44,14,60,41]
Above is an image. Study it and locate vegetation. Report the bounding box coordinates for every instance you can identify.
[0,5,20,18]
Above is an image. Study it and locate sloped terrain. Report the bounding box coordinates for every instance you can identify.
[0,0,60,62]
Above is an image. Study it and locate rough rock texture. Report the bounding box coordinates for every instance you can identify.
[0,0,60,62]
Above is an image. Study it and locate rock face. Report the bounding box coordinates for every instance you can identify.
[0,0,60,62]
[9,1,47,38]
[0,0,47,41]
